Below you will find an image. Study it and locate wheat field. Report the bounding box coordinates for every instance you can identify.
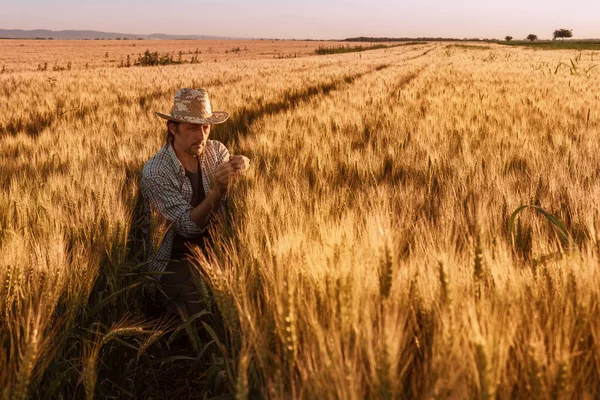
[1,39,600,399]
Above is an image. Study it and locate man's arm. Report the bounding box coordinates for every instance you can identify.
[141,150,249,237]
[141,172,208,238]
[189,161,236,228]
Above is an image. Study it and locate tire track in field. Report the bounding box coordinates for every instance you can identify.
[387,66,427,100]
[402,45,436,61]
[218,61,423,145]
[218,63,389,144]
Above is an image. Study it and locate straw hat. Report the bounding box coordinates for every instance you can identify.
[156,88,229,125]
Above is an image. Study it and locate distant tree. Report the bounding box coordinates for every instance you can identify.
[505,36,513,42]
[553,29,573,41]
[526,34,538,41]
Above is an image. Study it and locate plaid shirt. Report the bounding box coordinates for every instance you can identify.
[141,140,229,277]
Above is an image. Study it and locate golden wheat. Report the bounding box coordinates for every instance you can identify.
[1,39,600,398]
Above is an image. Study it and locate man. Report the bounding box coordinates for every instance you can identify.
[141,88,249,316]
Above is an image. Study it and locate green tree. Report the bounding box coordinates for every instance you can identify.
[553,29,573,41]
[505,36,513,42]
[526,34,538,41]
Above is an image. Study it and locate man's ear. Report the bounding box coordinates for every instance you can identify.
[168,122,178,135]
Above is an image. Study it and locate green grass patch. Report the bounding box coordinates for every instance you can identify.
[315,42,425,55]
[502,41,600,50]
[447,44,492,50]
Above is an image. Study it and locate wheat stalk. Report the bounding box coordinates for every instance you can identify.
[474,338,496,400]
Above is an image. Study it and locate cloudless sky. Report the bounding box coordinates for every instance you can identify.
[1,0,599,40]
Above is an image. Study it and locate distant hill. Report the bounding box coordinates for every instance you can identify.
[0,29,241,40]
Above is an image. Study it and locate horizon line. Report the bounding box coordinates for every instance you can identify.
[2,28,599,42]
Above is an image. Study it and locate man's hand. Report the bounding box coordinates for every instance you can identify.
[213,162,235,195]
[229,155,250,175]
[213,155,250,196]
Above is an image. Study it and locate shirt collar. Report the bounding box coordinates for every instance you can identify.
[165,143,185,176]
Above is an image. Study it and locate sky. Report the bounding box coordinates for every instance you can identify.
[1,0,599,40]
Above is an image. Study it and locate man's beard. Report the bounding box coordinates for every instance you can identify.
[188,141,205,156]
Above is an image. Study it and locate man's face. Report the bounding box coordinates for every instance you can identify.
[171,122,211,156]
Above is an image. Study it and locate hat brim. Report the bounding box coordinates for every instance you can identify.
[155,111,229,125]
